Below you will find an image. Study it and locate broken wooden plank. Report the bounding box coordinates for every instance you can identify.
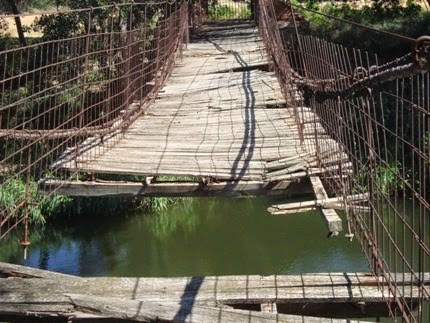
[0,261,78,280]
[68,294,367,323]
[310,177,343,234]
[267,193,369,215]
[1,263,427,321]
[260,302,278,314]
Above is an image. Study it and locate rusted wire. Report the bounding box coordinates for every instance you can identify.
[1,1,429,322]
[257,0,429,322]
[0,1,189,242]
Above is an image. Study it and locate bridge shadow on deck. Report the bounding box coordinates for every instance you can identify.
[206,33,256,182]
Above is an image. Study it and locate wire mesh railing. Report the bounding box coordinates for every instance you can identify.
[0,1,189,240]
[257,0,429,321]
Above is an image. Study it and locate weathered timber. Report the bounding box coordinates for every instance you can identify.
[0,261,78,280]
[39,179,303,197]
[267,193,369,215]
[260,302,278,314]
[310,177,343,234]
[68,294,368,323]
[1,262,428,321]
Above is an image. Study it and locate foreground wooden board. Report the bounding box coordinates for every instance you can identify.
[1,262,427,322]
[310,176,343,234]
[1,295,367,323]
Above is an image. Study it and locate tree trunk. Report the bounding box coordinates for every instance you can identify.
[6,0,26,47]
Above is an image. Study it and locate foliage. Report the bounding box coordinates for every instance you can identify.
[295,0,430,60]
[138,196,191,213]
[208,3,250,20]
[374,162,407,196]
[32,13,81,40]
[353,162,409,196]
[0,18,10,37]
[19,0,59,12]
[0,178,71,224]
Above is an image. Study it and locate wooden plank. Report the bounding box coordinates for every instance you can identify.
[68,294,369,323]
[310,177,343,234]
[260,302,277,314]
[0,261,78,280]
[0,262,427,321]
[267,194,369,215]
[40,179,294,197]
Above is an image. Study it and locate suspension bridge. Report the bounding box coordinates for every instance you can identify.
[0,0,429,322]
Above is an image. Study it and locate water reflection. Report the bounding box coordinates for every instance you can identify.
[0,197,369,277]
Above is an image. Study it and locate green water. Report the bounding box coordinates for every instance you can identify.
[0,196,369,277]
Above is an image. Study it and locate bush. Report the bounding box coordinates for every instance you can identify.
[0,178,71,224]
[296,0,430,60]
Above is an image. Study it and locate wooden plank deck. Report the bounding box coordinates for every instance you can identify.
[3,262,427,322]
[53,22,344,185]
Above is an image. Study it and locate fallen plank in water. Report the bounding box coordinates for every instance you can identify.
[267,193,369,215]
[310,176,342,235]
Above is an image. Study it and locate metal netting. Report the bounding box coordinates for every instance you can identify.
[257,0,429,321]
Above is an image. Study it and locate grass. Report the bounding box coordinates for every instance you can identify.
[0,178,72,225]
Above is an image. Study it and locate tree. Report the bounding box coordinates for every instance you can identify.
[5,0,26,46]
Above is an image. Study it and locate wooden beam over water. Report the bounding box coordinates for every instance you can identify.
[39,178,312,197]
[267,193,369,215]
[309,176,343,235]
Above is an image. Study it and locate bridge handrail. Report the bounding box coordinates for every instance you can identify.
[257,0,429,322]
[0,1,189,238]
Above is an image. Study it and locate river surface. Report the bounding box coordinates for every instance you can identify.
[0,196,369,276]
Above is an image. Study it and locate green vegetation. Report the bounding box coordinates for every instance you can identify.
[0,1,191,232]
[294,0,430,59]
[208,2,251,20]
[289,0,429,197]
[0,178,72,224]
[374,163,406,196]
[209,4,237,19]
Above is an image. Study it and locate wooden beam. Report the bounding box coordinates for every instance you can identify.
[260,302,278,313]
[39,179,297,197]
[69,294,359,323]
[267,193,369,215]
[310,177,342,235]
[1,262,427,321]
[1,263,427,320]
